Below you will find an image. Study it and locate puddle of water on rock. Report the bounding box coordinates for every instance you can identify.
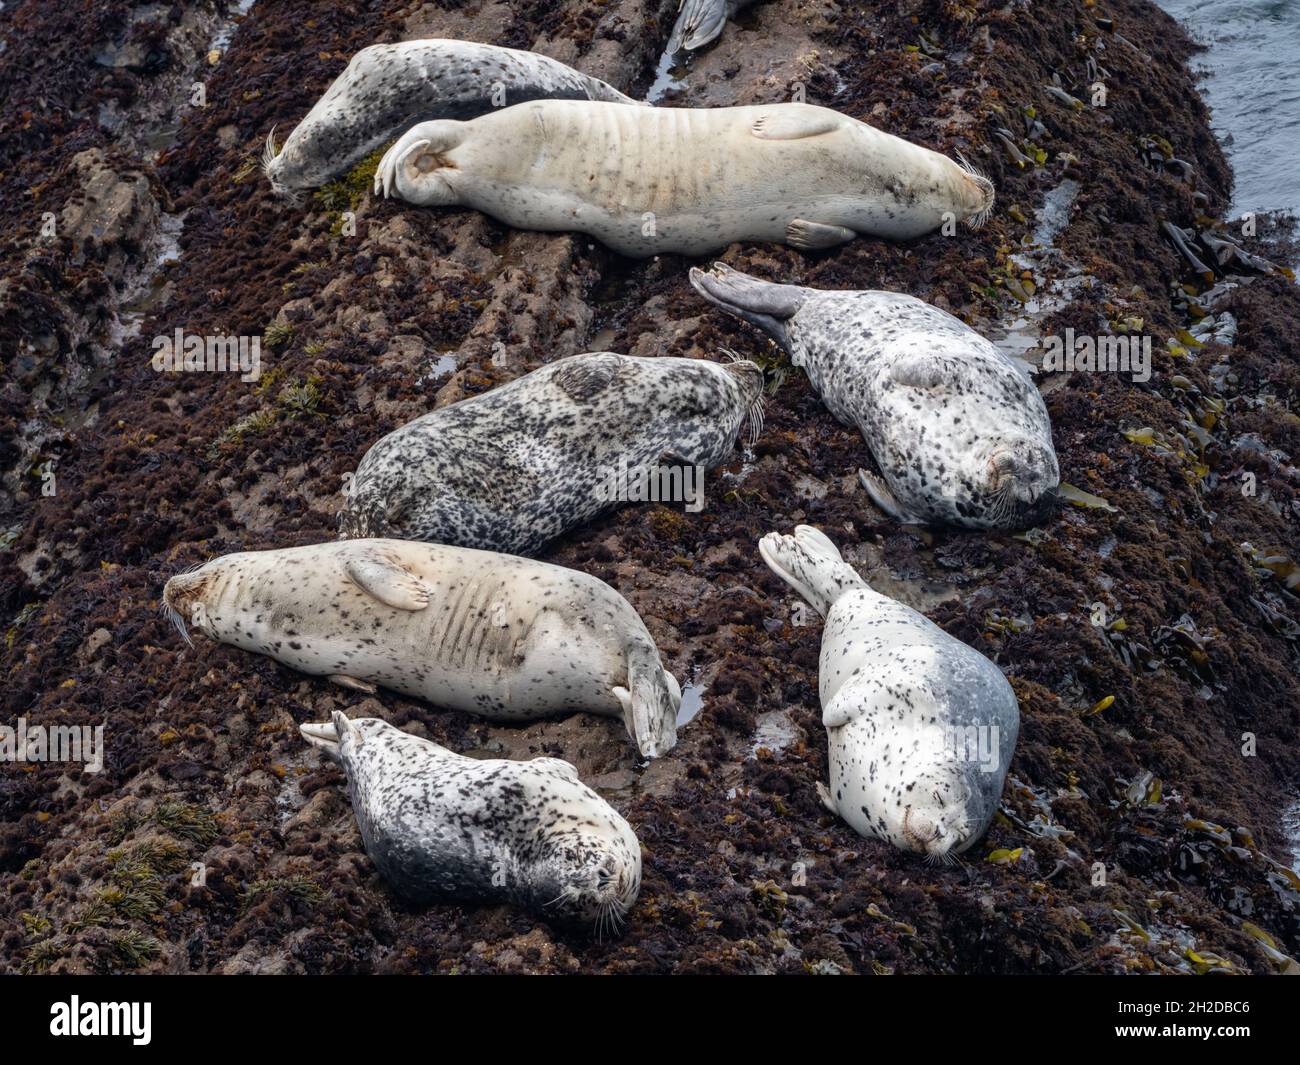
[841,541,964,614]
[750,708,798,758]
[677,680,706,726]
[415,351,458,387]
[589,326,618,351]
[210,0,258,55]
[646,49,690,103]
[117,210,187,340]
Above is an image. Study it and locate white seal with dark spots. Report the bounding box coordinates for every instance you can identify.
[668,0,758,52]
[164,538,681,757]
[302,712,640,932]
[340,351,765,556]
[373,100,995,256]
[692,263,1060,528]
[263,39,638,197]
[758,525,1019,860]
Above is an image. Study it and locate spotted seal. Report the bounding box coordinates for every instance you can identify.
[164,538,681,758]
[262,39,638,197]
[339,351,765,555]
[300,712,641,930]
[691,263,1060,528]
[373,100,995,256]
[759,525,1019,859]
[667,0,759,52]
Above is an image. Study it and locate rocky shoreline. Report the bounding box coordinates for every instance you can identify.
[2,0,1298,974]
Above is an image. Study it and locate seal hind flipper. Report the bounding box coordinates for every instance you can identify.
[757,524,866,617]
[329,674,378,695]
[376,121,464,204]
[615,641,680,758]
[750,108,843,141]
[786,219,856,250]
[857,469,924,524]
[669,0,728,52]
[551,353,622,402]
[688,263,807,352]
[345,556,433,611]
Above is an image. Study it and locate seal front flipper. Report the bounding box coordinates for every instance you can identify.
[857,469,923,524]
[551,353,622,402]
[786,219,856,251]
[757,524,867,618]
[750,108,842,140]
[329,674,378,694]
[888,353,963,391]
[689,263,808,353]
[822,690,861,730]
[815,781,838,815]
[345,555,433,611]
[614,641,681,759]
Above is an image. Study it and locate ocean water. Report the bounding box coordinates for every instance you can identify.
[1159,1,1300,217]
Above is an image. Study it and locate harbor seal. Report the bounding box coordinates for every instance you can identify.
[691,263,1060,528]
[262,39,638,197]
[668,0,759,52]
[339,351,765,555]
[373,100,995,256]
[301,712,641,931]
[758,526,1019,859]
[163,538,681,758]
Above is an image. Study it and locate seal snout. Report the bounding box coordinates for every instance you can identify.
[984,442,1060,528]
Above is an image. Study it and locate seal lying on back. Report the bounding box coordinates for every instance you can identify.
[373,100,995,256]
[691,263,1059,528]
[164,538,681,757]
[759,526,1019,859]
[262,39,638,197]
[668,0,759,52]
[339,352,765,556]
[301,712,641,931]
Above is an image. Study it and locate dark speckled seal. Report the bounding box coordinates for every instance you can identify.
[163,538,681,757]
[263,39,638,197]
[301,712,641,931]
[759,525,1019,860]
[692,263,1060,529]
[339,352,765,556]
